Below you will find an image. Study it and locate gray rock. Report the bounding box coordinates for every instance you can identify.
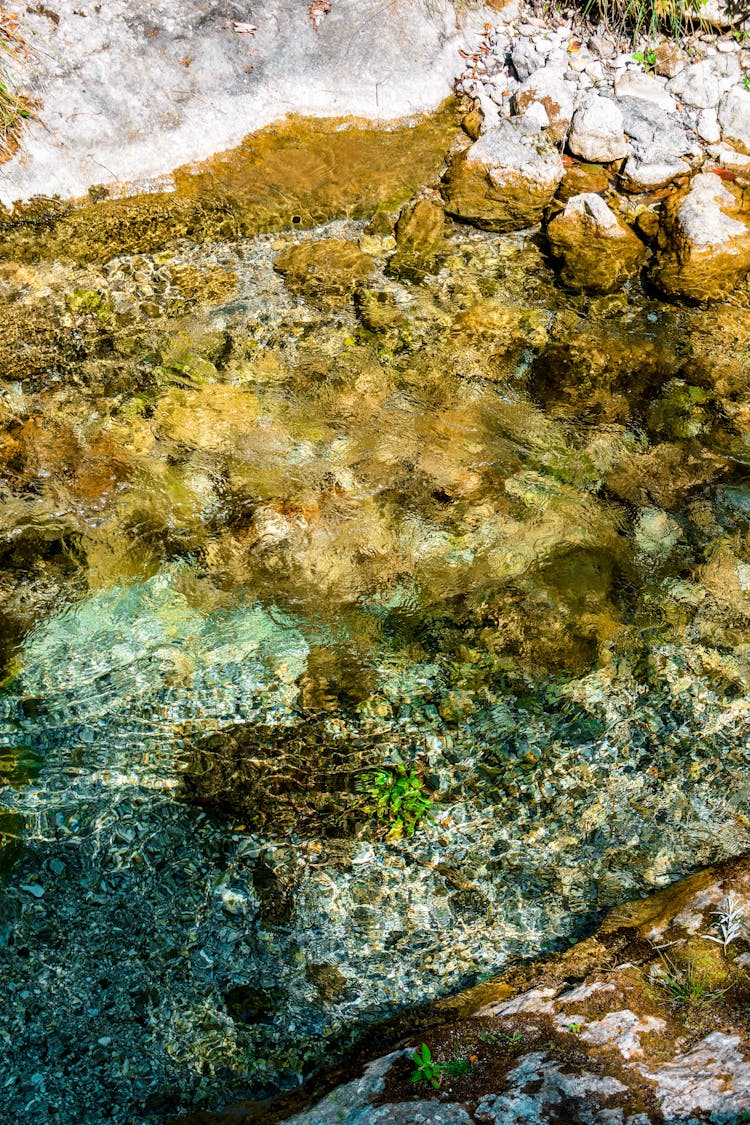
[510,38,543,82]
[621,156,691,192]
[511,66,575,143]
[475,1051,630,1124]
[282,1051,407,1124]
[667,54,741,108]
[645,1032,750,1119]
[617,97,698,190]
[620,96,699,159]
[0,0,476,205]
[718,86,750,155]
[356,1105,474,1124]
[568,92,629,163]
[697,107,722,143]
[614,69,677,113]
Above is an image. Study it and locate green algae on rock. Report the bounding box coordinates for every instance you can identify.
[386,198,447,282]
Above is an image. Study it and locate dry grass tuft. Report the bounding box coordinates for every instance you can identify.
[0,7,33,161]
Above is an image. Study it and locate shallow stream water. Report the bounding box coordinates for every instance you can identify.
[1,111,750,1123]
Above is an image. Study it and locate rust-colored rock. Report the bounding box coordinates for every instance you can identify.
[442,118,564,232]
[546,192,646,293]
[651,172,750,300]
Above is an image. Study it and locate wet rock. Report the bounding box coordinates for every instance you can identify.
[355,288,405,332]
[461,109,483,141]
[511,66,574,144]
[651,172,750,300]
[718,86,750,155]
[546,192,646,293]
[556,160,611,204]
[647,379,714,440]
[451,300,550,352]
[605,441,730,509]
[274,239,376,302]
[535,312,680,423]
[223,984,277,1026]
[386,198,446,282]
[442,118,564,231]
[305,962,350,1002]
[568,92,629,163]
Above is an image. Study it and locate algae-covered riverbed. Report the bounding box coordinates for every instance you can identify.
[1,106,750,1124]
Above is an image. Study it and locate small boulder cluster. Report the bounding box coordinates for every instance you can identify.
[448,4,750,299]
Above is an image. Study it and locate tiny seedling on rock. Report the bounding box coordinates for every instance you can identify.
[478,1030,523,1048]
[442,1053,471,1077]
[410,1043,442,1089]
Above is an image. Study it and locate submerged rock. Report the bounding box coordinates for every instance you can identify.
[387,198,446,281]
[651,172,750,300]
[274,239,376,302]
[546,192,646,293]
[442,119,564,231]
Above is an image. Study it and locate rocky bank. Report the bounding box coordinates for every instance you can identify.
[182,858,750,1123]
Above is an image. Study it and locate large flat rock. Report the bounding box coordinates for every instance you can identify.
[0,0,479,205]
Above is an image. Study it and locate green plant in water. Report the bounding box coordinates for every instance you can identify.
[410,1043,442,1088]
[357,762,433,840]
